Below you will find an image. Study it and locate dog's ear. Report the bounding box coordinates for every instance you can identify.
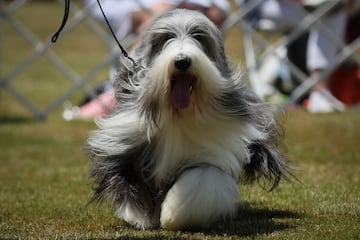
[243,140,289,190]
[113,55,143,103]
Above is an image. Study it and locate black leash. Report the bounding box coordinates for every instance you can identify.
[51,0,69,43]
[52,0,137,66]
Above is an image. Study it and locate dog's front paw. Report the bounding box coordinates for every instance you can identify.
[160,166,239,230]
[115,201,160,229]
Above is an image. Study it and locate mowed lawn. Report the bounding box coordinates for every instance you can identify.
[1,1,360,239]
[1,110,360,239]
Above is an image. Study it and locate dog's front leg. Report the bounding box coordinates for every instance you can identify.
[160,166,239,230]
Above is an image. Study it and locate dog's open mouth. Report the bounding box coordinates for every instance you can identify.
[170,73,197,109]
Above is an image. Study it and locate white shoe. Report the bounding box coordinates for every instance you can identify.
[306,89,345,113]
[62,103,80,121]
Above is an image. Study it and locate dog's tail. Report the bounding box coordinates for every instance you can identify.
[244,140,292,190]
[236,88,294,190]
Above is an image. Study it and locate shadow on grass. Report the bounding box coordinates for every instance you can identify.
[205,205,302,237]
[104,204,302,240]
[0,115,35,124]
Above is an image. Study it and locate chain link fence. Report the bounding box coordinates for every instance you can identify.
[1,0,359,120]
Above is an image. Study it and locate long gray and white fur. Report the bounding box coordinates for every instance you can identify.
[86,9,289,230]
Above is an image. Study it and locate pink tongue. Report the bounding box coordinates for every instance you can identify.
[170,74,193,109]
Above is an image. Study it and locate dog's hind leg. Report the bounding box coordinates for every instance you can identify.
[160,166,239,230]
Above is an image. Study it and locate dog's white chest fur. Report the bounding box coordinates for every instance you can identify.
[152,114,266,185]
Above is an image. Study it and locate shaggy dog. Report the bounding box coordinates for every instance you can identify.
[87,9,288,230]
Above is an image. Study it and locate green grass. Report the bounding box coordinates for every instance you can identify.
[0,111,359,239]
[1,1,360,239]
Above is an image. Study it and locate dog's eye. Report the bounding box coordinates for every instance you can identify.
[161,33,174,43]
[191,31,211,48]
[192,32,212,54]
[192,33,207,44]
[150,33,175,57]
[157,33,175,47]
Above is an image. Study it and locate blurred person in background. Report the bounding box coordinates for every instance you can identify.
[239,0,355,113]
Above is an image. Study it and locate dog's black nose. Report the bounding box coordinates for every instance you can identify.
[174,54,192,71]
